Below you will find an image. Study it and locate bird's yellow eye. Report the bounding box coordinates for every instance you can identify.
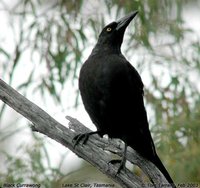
[106,27,112,32]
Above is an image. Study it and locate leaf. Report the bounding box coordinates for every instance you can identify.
[0,48,10,59]
[17,69,34,90]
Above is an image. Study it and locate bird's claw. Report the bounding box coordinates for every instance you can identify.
[72,131,100,148]
[108,159,126,175]
[72,133,89,148]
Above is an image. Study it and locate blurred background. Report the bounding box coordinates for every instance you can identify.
[0,0,200,187]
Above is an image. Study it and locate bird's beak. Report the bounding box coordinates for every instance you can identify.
[116,11,138,31]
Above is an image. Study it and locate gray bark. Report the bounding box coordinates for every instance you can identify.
[0,78,171,188]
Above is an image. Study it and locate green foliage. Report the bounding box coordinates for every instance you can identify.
[0,0,200,185]
[0,133,63,187]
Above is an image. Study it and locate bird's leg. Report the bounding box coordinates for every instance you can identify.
[109,143,128,174]
[73,131,100,148]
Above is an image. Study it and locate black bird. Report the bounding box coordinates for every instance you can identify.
[76,11,175,187]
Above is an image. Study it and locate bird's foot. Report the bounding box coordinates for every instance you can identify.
[109,159,126,175]
[73,133,89,147]
[72,131,99,148]
[108,142,128,175]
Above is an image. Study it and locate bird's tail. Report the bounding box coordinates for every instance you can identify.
[152,153,176,188]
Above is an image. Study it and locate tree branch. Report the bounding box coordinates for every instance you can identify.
[0,79,171,188]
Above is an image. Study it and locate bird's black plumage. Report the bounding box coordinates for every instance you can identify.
[77,11,175,187]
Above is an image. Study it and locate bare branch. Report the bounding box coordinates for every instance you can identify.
[0,79,170,188]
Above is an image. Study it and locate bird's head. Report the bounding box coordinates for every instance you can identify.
[93,11,138,54]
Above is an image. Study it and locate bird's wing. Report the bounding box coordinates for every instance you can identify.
[94,56,157,158]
